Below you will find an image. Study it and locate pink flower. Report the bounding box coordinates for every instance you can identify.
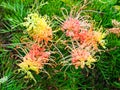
[61,17,91,40]
[61,17,81,37]
[18,44,50,75]
[24,44,50,60]
[71,48,96,69]
[72,49,90,68]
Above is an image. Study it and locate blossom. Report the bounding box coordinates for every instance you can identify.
[61,17,92,41]
[62,18,80,31]
[23,13,52,43]
[18,44,50,80]
[71,48,96,69]
[79,29,106,50]
[78,29,97,50]
[61,17,81,39]
[85,56,96,68]
[94,31,106,48]
[24,44,50,61]
[61,17,106,49]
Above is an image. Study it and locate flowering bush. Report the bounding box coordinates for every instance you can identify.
[9,2,108,83]
[17,9,107,82]
[1,0,120,89]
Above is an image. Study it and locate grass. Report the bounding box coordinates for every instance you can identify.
[0,0,120,90]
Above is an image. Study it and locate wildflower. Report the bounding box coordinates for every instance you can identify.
[23,13,52,43]
[18,58,40,75]
[24,44,50,61]
[78,29,98,50]
[71,48,96,69]
[18,44,50,80]
[62,17,81,34]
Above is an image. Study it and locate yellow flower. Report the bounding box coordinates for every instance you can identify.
[94,31,106,48]
[18,58,40,74]
[17,44,50,81]
[85,56,96,68]
[23,13,52,43]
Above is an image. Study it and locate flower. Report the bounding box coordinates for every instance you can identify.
[62,17,81,33]
[61,17,106,50]
[18,44,50,80]
[71,48,96,69]
[18,58,40,75]
[23,13,52,43]
[94,31,106,48]
[78,29,106,50]
[61,17,90,40]
[61,17,81,40]
[24,44,50,61]
[85,56,96,68]
[78,29,98,50]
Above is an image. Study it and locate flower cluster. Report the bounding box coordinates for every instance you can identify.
[61,17,90,40]
[23,13,52,43]
[61,17,106,68]
[18,44,50,80]
[17,11,107,82]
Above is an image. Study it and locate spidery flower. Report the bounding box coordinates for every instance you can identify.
[18,44,50,81]
[23,13,52,43]
[61,17,81,37]
[71,48,96,69]
[61,17,90,40]
[79,28,106,50]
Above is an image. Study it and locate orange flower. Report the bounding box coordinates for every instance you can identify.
[18,44,50,80]
[71,48,96,69]
[62,17,81,40]
[79,29,106,50]
[24,44,50,61]
[79,29,98,50]
[23,13,52,43]
[61,17,90,40]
